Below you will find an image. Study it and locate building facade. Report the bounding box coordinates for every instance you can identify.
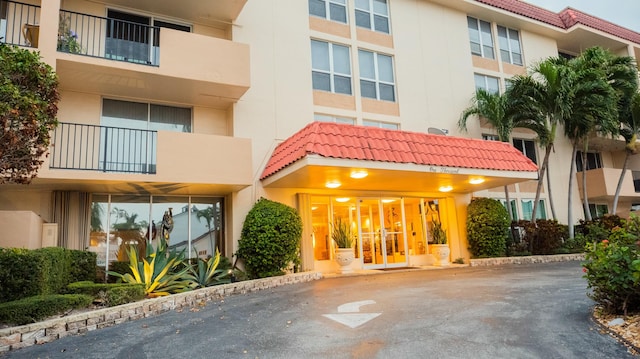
[1,0,639,273]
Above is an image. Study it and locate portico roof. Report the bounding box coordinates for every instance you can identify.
[260,122,538,194]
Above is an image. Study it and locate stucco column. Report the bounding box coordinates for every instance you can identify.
[37,0,61,68]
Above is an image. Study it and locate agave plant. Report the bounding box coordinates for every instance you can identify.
[187,251,231,289]
[108,239,192,297]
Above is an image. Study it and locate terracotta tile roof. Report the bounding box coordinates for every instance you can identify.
[260,122,538,179]
[474,0,640,44]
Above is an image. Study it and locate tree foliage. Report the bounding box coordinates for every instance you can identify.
[0,44,59,184]
[236,198,302,279]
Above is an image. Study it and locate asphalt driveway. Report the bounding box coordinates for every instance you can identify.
[4,261,635,358]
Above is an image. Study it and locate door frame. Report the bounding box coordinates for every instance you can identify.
[357,197,409,269]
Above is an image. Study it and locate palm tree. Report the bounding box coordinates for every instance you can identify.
[507,57,572,224]
[459,88,521,220]
[566,47,637,220]
[612,92,640,214]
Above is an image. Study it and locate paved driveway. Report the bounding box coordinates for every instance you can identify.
[5,261,635,358]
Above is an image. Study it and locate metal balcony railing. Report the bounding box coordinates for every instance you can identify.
[50,122,157,174]
[58,10,160,66]
[0,0,40,47]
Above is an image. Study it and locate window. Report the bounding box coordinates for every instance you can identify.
[467,16,494,59]
[521,199,546,220]
[576,151,602,172]
[474,74,500,94]
[588,204,608,219]
[314,113,355,125]
[500,199,518,220]
[363,119,399,129]
[355,0,390,34]
[482,134,499,141]
[309,0,347,23]
[513,138,537,164]
[497,26,522,65]
[359,49,395,101]
[102,99,192,132]
[311,40,352,95]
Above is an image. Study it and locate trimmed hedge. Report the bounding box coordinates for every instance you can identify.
[467,198,510,258]
[67,281,145,306]
[0,294,93,326]
[0,247,97,303]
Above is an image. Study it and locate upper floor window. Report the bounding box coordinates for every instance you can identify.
[355,0,390,34]
[576,151,602,172]
[309,0,347,24]
[311,40,352,95]
[359,49,395,101]
[467,16,494,59]
[315,113,355,124]
[102,99,192,133]
[497,25,522,65]
[363,119,399,129]
[513,138,537,164]
[482,134,500,141]
[474,73,500,94]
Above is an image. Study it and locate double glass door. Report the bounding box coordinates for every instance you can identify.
[358,198,407,269]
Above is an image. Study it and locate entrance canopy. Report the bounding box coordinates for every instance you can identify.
[260,122,538,193]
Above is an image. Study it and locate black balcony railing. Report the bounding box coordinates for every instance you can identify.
[50,122,157,174]
[58,10,160,66]
[0,0,40,47]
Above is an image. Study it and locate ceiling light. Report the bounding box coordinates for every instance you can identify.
[326,181,341,188]
[336,197,350,203]
[439,186,453,192]
[469,178,485,185]
[381,199,396,203]
[350,170,368,179]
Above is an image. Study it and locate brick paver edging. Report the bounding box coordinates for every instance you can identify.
[0,271,323,353]
[469,253,585,267]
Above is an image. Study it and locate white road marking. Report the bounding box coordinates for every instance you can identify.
[323,300,381,328]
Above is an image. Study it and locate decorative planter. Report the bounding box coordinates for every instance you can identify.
[430,244,450,267]
[335,247,355,273]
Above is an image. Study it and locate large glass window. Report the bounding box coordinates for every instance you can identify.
[589,204,608,219]
[467,16,494,59]
[497,25,523,65]
[500,199,518,221]
[474,73,500,94]
[102,99,192,132]
[311,40,352,95]
[309,0,347,23]
[359,49,395,101]
[513,138,537,164]
[89,195,225,268]
[355,0,390,33]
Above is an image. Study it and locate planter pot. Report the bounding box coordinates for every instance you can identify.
[430,244,450,267]
[335,248,355,273]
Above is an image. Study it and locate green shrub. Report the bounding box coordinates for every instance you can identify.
[466,198,510,258]
[236,198,302,279]
[68,250,97,283]
[514,220,568,255]
[0,247,97,303]
[66,281,145,306]
[0,294,93,326]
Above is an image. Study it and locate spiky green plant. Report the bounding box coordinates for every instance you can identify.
[187,251,230,288]
[108,239,192,297]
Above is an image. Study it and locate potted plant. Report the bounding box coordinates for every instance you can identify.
[332,218,355,273]
[430,219,450,266]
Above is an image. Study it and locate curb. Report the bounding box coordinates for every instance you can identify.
[591,308,640,356]
[0,271,322,353]
[469,253,585,266]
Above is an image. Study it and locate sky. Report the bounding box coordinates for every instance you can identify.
[523,0,640,33]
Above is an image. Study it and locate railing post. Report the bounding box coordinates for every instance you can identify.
[102,126,109,172]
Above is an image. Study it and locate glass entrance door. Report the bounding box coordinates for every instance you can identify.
[358,198,408,269]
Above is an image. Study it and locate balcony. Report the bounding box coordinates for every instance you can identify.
[0,2,250,108]
[576,167,640,201]
[40,122,252,195]
[0,0,40,48]
[53,9,249,108]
